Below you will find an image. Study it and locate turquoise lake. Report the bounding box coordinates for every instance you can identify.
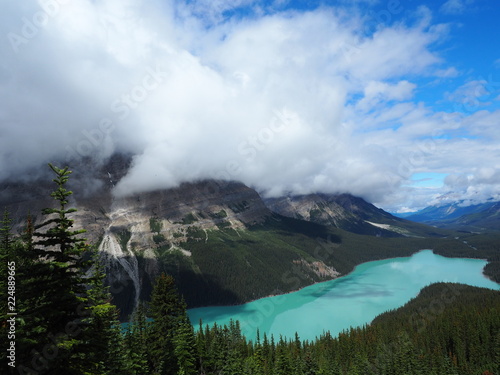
[188,250,500,341]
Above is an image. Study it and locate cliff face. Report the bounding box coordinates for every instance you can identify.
[1,153,270,251]
[2,156,453,319]
[68,180,271,243]
[264,193,405,236]
[1,156,274,319]
[264,194,356,227]
[95,180,273,318]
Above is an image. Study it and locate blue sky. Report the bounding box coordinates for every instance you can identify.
[208,0,500,113]
[1,0,499,212]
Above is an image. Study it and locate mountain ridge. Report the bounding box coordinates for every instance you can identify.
[404,200,500,232]
[264,193,449,238]
[2,157,498,320]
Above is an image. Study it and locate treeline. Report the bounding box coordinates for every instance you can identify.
[1,165,499,374]
[192,283,499,375]
[371,283,500,373]
[0,165,198,374]
[0,165,130,374]
[175,214,499,308]
[448,232,500,283]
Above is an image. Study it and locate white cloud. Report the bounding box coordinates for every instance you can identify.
[440,0,475,15]
[336,25,443,81]
[445,80,488,102]
[0,0,498,212]
[356,80,416,111]
[358,106,500,210]
[435,67,459,78]
[442,167,500,205]
[176,0,257,26]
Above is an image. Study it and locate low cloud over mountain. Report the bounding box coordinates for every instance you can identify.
[1,0,500,211]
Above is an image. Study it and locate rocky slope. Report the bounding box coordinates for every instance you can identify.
[264,193,445,237]
[405,201,500,232]
[2,156,340,319]
[0,155,456,319]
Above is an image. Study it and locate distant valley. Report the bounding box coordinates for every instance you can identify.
[398,201,500,232]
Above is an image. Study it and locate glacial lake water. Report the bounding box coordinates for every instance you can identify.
[188,250,500,341]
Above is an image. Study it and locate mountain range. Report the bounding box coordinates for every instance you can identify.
[400,201,500,232]
[264,193,447,237]
[1,154,498,320]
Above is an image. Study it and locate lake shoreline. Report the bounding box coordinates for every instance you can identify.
[188,250,499,342]
[189,249,427,311]
[188,248,498,312]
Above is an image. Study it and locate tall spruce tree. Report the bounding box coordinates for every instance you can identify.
[0,210,47,374]
[22,164,91,374]
[173,313,197,375]
[3,213,42,374]
[148,273,197,375]
[82,247,130,374]
[125,302,151,375]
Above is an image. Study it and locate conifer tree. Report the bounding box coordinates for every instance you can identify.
[494,330,500,375]
[6,213,48,373]
[222,319,246,374]
[195,320,208,373]
[148,273,191,375]
[173,313,197,375]
[251,329,265,375]
[125,302,151,375]
[82,248,130,374]
[0,209,13,255]
[24,164,91,374]
[209,323,227,373]
[274,336,292,375]
[0,211,57,374]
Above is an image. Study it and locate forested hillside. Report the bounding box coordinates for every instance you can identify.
[174,215,500,307]
[1,165,499,374]
[193,283,500,375]
[2,163,500,316]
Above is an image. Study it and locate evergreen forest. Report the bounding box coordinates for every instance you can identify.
[1,165,499,375]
